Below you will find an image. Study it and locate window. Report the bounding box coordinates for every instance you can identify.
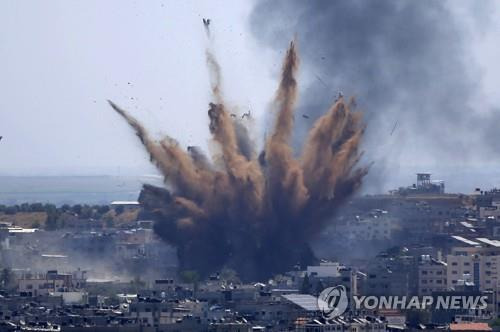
[452,262,458,266]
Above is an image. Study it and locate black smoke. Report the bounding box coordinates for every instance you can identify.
[250,0,497,192]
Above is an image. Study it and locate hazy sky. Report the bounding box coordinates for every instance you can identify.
[2,1,500,193]
[0,0,277,176]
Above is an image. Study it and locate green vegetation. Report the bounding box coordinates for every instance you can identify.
[301,273,312,294]
[0,203,139,230]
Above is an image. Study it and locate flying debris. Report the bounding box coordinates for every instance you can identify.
[302,114,310,119]
[203,18,210,27]
[315,74,328,88]
[335,91,344,101]
[390,120,399,136]
[0,136,2,141]
[241,110,251,119]
[230,113,237,118]
[111,41,368,280]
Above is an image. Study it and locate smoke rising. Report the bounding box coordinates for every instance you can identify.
[110,41,368,280]
[250,0,497,192]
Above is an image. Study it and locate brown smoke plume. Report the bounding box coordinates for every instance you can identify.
[111,41,368,280]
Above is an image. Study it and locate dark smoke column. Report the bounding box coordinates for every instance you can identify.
[250,0,496,192]
[110,41,368,281]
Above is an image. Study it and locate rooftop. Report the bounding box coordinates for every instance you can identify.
[451,236,480,246]
[475,238,500,248]
[110,201,140,206]
[282,294,318,311]
[449,323,492,331]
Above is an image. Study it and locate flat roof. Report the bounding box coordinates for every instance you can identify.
[41,254,68,258]
[475,238,500,248]
[449,323,491,331]
[460,222,474,228]
[110,201,140,205]
[451,235,480,246]
[282,294,318,311]
[8,227,38,233]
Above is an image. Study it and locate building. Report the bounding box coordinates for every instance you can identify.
[295,316,386,332]
[446,236,500,314]
[363,264,409,296]
[449,322,492,332]
[337,212,394,241]
[306,262,341,278]
[475,189,500,219]
[395,173,445,195]
[446,237,500,291]
[110,200,140,213]
[17,269,87,298]
[418,256,447,296]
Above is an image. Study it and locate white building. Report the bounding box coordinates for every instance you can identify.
[18,269,87,297]
[306,262,340,278]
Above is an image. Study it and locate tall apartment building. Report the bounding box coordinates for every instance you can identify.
[418,256,447,296]
[446,235,500,315]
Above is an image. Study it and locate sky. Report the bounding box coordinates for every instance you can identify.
[0,0,276,175]
[2,1,500,193]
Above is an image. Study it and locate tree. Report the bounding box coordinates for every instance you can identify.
[220,268,240,284]
[315,279,325,296]
[0,268,15,290]
[30,203,44,212]
[76,205,93,219]
[97,205,110,214]
[45,209,59,230]
[72,204,82,215]
[180,270,200,296]
[114,205,125,215]
[105,218,114,228]
[301,273,312,294]
[20,203,31,212]
[4,206,17,215]
[130,276,146,293]
[60,204,71,213]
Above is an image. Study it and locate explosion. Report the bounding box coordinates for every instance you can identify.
[109,41,368,281]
